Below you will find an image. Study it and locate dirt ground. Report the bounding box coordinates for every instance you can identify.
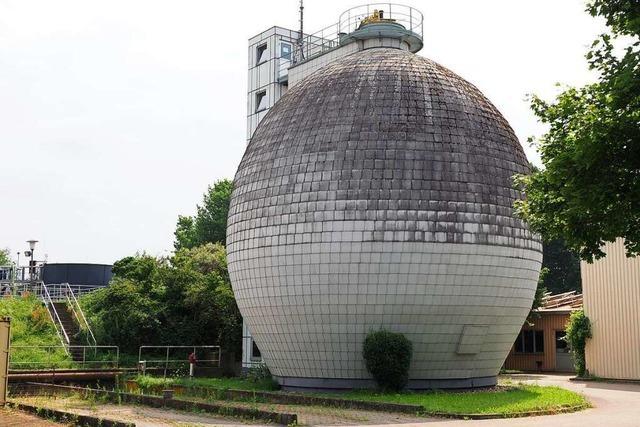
[12,395,430,426]
[10,395,258,427]
[0,407,66,427]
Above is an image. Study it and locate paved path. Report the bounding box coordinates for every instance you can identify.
[361,373,640,427]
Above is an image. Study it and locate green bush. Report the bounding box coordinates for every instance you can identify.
[245,362,279,390]
[363,330,413,391]
[565,309,592,376]
[79,243,242,356]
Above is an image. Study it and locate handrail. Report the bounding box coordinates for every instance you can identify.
[138,345,221,378]
[64,283,97,347]
[0,265,43,283]
[9,345,119,369]
[41,283,70,347]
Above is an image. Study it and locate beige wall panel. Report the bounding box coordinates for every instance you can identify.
[582,239,640,380]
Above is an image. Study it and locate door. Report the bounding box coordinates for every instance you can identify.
[555,330,574,372]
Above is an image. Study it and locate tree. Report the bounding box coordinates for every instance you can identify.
[174,179,233,250]
[542,239,582,293]
[81,244,242,357]
[167,243,242,355]
[515,1,640,261]
[0,248,11,265]
[81,277,163,354]
[527,267,549,325]
[111,253,163,293]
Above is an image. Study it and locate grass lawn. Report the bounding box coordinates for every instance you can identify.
[321,384,589,415]
[0,295,72,369]
[134,374,279,391]
[133,374,588,417]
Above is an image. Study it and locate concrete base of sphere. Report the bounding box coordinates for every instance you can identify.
[276,375,497,391]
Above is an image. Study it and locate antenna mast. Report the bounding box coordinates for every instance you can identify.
[297,0,305,61]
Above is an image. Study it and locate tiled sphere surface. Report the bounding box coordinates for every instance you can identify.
[228,47,542,389]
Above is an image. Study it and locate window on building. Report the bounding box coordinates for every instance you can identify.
[555,330,568,351]
[514,330,544,353]
[281,42,292,60]
[256,43,268,64]
[251,341,262,359]
[255,90,267,113]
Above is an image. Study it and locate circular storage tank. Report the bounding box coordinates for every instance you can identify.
[42,263,113,287]
[227,47,542,390]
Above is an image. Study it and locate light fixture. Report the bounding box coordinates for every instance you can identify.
[27,240,38,251]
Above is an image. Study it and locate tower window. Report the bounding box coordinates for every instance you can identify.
[256,43,268,65]
[255,90,267,112]
[251,341,262,359]
[281,42,292,60]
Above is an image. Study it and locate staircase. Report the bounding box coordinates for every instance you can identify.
[40,282,98,363]
[51,302,85,362]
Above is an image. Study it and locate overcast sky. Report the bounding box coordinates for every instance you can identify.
[0,0,605,264]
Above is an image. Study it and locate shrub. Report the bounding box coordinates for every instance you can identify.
[246,362,271,382]
[565,309,592,376]
[363,330,413,391]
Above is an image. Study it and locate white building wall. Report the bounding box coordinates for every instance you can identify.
[246,27,299,142]
[288,37,409,87]
[244,26,300,370]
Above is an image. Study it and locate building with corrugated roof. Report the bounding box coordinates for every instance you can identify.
[504,291,582,372]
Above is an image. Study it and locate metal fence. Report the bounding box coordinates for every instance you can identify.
[294,3,423,63]
[0,281,102,300]
[138,345,221,377]
[0,265,43,283]
[9,345,120,370]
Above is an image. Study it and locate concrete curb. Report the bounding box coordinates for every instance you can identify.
[570,376,640,385]
[126,380,423,414]
[423,403,590,420]
[11,382,297,425]
[7,401,135,427]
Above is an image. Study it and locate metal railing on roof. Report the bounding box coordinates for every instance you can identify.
[294,3,423,64]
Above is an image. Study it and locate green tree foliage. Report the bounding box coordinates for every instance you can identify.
[174,179,233,250]
[363,330,413,391]
[81,244,242,356]
[527,267,549,324]
[529,239,582,325]
[542,239,582,293]
[112,254,163,292]
[565,309,592,377]
[515,1,640,261]
[81,277,163,353]
[0,248,12,265]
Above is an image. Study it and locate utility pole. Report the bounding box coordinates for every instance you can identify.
[297,0,305,62]
[26,240,38,282]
